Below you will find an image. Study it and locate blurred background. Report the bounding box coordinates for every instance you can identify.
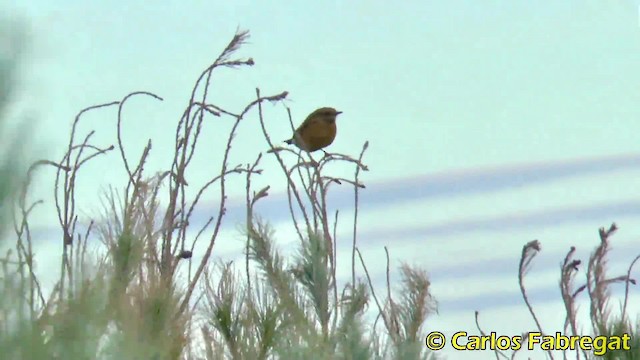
[6,1,640,358]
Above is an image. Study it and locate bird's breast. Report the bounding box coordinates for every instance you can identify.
[300,119,337,151]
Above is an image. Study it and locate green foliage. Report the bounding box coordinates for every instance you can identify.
[0,16,24,238]
[598,317,640,359]
[476,225,640,360]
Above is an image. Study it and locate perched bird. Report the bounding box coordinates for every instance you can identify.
[285,107,342,153]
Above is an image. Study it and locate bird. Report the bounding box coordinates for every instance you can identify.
[284,107,342,153]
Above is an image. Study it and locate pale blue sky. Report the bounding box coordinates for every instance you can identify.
[7,1,640,358]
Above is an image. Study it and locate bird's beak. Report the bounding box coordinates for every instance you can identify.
[336,111,343,115]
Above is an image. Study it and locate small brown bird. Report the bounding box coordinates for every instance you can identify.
[285,107,342,153]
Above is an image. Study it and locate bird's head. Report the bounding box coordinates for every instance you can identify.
[312,107,342,123]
